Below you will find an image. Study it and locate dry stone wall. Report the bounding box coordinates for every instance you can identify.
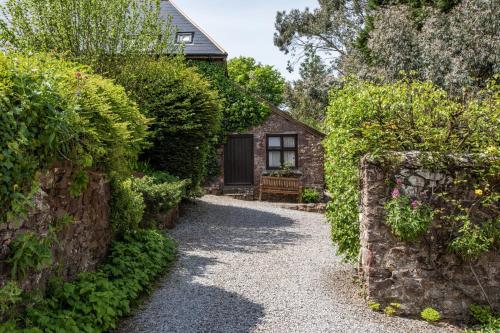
[0,162,112,291]
[360,152,499,322]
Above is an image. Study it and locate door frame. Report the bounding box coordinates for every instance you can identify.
[224,134,254,186]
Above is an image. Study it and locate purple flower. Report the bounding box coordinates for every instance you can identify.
[396,178,403,185]
[411,200,420,209]
[391,188,400,198]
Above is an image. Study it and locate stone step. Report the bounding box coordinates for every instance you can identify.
[223,186,255,201]
[222,186,254,195]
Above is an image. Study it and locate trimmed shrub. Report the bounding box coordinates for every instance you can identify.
[324,77,499,261]
[131,173,189,227]
[0,52,148,226]
[113,58,222,192]
[110,178,145,236]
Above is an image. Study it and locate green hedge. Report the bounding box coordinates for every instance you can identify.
[112,57,222,192]
[131,171,189,228]
[0,52,148,225]
[324,77,499,261]
[0,230,176,333]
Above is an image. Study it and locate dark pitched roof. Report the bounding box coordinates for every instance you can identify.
[160,0,227,58]
[232,82,325,138]
[267,105,326,138]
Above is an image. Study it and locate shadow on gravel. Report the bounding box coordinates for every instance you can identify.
[173,199,307,253]
[117,254,265,333]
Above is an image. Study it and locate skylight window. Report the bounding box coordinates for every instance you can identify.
[176,32,194,44]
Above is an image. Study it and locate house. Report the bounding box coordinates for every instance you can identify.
[221,106,325,200]
[161,1,325,200]
[160,1,227,62]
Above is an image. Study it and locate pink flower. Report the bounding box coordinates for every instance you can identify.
[411,200,420,209]
[391,188,400,198]
[396,178,403,185]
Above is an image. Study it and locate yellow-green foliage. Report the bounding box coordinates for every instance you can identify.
[324,77,499,261]
[0,52,148,225]
[384,303,401,316]
[368,301,381,311]
[421,307,441,322]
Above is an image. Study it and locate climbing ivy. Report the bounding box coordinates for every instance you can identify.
[189,60,271,177]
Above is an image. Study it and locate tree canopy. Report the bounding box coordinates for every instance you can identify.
[274,0,500,95]
[284,49,334,129]
[0,0,176,73]
[227,56,286,106]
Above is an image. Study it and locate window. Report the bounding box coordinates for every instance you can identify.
[266,135,298,169]
[176,32,194,44]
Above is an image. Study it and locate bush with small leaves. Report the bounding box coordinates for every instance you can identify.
[324,77,499,262]
[302,188,321,204]
[468,305,500,333]
[368,301,381,311]
[421,307,441,323]
[383,303,401,316]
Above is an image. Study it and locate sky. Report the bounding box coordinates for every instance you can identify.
[173,0,318,80]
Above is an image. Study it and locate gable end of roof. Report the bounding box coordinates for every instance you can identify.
[163,0,227,57]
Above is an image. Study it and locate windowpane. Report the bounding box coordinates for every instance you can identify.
[284,151,296,167]
[176,32,194,44]
[268,136,281,148]
[268,151,281,168]
[283,136,296,148]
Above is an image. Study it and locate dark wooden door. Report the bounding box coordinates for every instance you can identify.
[224,135,254,185]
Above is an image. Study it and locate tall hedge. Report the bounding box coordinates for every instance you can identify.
[113,58,222,192]
[0,52,148,224]
[324,77,499,261]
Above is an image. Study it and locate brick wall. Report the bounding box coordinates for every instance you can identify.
[360,152,499,322]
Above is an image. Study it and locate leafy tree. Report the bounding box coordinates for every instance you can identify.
[0,0,175,73]
[284,49,335,128]
[275,0,499,94]
[274,0,365,74]
[228,56,285,105]
[348,0,500,94]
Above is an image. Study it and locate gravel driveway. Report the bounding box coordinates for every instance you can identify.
[118,195,459,333]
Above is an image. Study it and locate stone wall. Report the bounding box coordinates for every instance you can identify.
[0,162,112,291]
[360,152,499,322]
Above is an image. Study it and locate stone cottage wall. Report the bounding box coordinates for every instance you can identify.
[206,112,325,199]
[0,162,112,291]
[360,152,499,322]
[246,112,324,195]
